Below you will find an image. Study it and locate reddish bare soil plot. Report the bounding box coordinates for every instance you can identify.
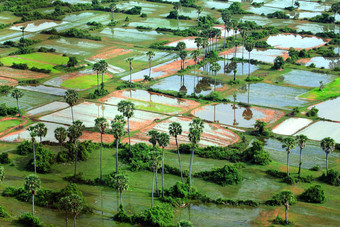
[0,76,17,86]
[88,46,132,60]
[0,67,50,79]
[123,116,239,149]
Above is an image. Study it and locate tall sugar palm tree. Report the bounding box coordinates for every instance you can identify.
[58,196,72,227]
[55,127,67,153]
[188,119,204,193]
[11,88,24,117]
[146,51,155,78]
[179,50,188,70]
[67,120,85,176]
[111,115,126,174]
[320,137,335,176]
[194,37,202,51]
[150,150,161,207]
[211,62,221,91]
[295,134,308,175]
[173,2,181,30]
[147,129,160,196]
[35,122,47,143]
[64,89,79,123]
[20,26,25,48]
[202,38,209,61]
[117,100,135,153]
[27,125,38,175]
[244,39,255,79]
[126,58,134,87]
[157,132,170,198]
[92,62,101,92]
[240,27,248,60]
[282,137,296,177]
[24,174,41,216]
[99,60,108,90]
[169,122,183,182]
[110,3,116,19]
[273,190,296,225]
[112,174,129,205]
[191,50,200,93]
[196,6,202,30]
[95,117,109,183]
[221,9,231,49]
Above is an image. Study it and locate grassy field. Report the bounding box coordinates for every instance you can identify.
[0,119,23,131]
[300,77,340,100]
[0,56,60,73]
[60,74,111,89]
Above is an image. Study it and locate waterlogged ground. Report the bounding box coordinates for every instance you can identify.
[266,34,327,49]
[296,121,340,143]
[308,97,340,122]
[282,70,334,87]
[272,118,313,136]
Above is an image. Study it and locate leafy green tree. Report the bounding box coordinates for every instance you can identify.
[11,88,24,117]
[273,56,285,70]
[173,2,181,30]
[245,39,255,79]
[254,120,267,135]
[27,125,38,175]
[179,50,188,70]
[147,129,160,196]
[295,134,308,175]
[35,123,47,143]
[92,62,101,92]
[54,127,67,152]
[117,100,135,153]
[194,37,202,51]
[282,137,296,177]
[98,60,108,90]
[272,190,296,225]
[67,120,85,176]
[111,115,126,174]
[126,58,134,87]
[157,132,170,198]
[67,57,78,67]
[24,175,41,216]
[300,185,325,203]
[58,196,72,227]
[196,6,202,30]
[111,174,129,205]
[64,89,79,123]
[150,151,161,207]
[169,122,184,182]
[176,41,186,52]
[95,117,109,183]
[0,166,4,182]
[188,119,204,192]
[221,9,231,49]
[68,194,83,227]
[146,51,155,77]
[320,137,335,176]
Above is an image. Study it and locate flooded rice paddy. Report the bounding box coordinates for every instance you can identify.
[272,118,313,136]
[282,70,334,87]
[16,85,67,96]
[298,56,340,69]
[202,61,259,76]
[295,121,340,143]
[192,103,284,128]
[266,34,327,49]
[10,21,68,32]
[308,97,340,122]
[26,101,69,116]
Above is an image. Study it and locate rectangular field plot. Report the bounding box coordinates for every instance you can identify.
[27,101,69,116]
[16,85,67,96]
[272,118,313,135]
[40,102,166,130]
[308,97,340,122]
[295,121,340,143]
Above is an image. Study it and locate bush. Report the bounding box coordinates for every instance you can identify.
[177,220,193,227]
[242,140,271,165]
[11,63,29,70]
[267,11,289,19]
[125,6,142,15]
[114,204,132,223]
[119,143,153,171]
[0,152,11,164]
[320,169,340,186]
[272,215,290,225]
[273,56,285,69]
[0,206,9,218]
[134,205,174,227]
[17,140,41,155]
[67,56,78,67]
[0,86,13,96]
[26,146,55,173]
[309,165,320,171]
[17,213,43,227]
[194,164,242,186]
[56,141,97,163]
[299,185,325,203]
[306,106,318,117]
[30,67,51,73]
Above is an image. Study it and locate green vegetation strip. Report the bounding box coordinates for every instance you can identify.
[61,75,111,89]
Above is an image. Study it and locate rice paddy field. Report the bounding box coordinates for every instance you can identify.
[0,0,339,226]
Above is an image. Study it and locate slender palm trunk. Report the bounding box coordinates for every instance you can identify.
[287,152,290,177]
[223,25,227,49]
[248,52,251,78]
[129,67,132,87]
[188,144,195,193]
[32,140,36,175]
[100,133,103,183]
[116,139,119,174]
[71,106,74,123]
[74,139,79,176]
[128,118,131,153]
[155,168,159,197]
[96,71,99,91]
[175,136,183,182]
[194,62,197,95]
[242,40,245,59]
[214,71,217,91]
[298,147,302,175]
[285,205,288,224]
[60,142,63,153]
[32,194,34,215]
[151,169,155,207]
[74,215,76,227]
[16,98,21,117]
[120,191,122,205]
[176,11,179,30]
[149,60,152,77]
[326,153,329,176]
[101,72,104,89]
[162,147,165,198]
[65,212,68,227]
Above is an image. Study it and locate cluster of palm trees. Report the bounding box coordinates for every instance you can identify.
[147,118,204,207]
[281,135,336,177]
[92,59,108,92]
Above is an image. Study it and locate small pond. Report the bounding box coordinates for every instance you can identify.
[296,121,340,143]
[282,70,334,87]
[301,57,340,70]
[202,61,259,76]
[266,34,326,49]
[309,97,340,122]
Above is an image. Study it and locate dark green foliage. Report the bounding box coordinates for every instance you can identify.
[250,30,269,40]
[67,56,78,67]
[227,2,247,14]
[114,204,132,223]
[164,164,189,177]
[149,40,176,50]
[167,10,191,20]
[30,67,51,73]
[299,185,325,203]
[180,0,196,8]
[43,28,101,41]
[194,164,242,186]
[267,11,289,19]
[255,41,270,48]
[320,169,340,186]
[198,15,218,28]
[125,6,141,15]
[119,143,153,171]
[134,205,174,227]
[266,170,314,184]
[56,141,97,163]
[63,172,95,185]
[17,213,43,227]
[38,47,56,53]
[0,86,13,96]
[17,140,41,155]
[310,165,320,171]
[0,206,9,218]
[11,63,29,70]
[177,220,193,227]
[136,26,152,31]
[309,13,335,23]
[0,152,11,164]
[86,21,103,30]
[306,106,318,117]
[273,215,292,225]
[0,104,17,116]
[316,46,338,57]
[26,146,55,173]
[273,56,285,69]
[18,79,40,85]
[243,140,271,165]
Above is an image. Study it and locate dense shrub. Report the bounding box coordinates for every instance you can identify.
[18,79,40,85]
[306,106,318,117]
[119,143,153,171]
[266,170,314,184]
[30,67,51,73]
[56,141,97,163]
[273,56,285,69]
[38,47,56,53]
[0,103,17,116]
[125,6,141,15]
[267,11,289,19]
[0,85,13,96]
[17,213,43,227]
[299,185,325,203]
[194,164,242,186]
[309,165,320,171]
[0,206,9,217]
[320,169,340,186]
[26,146,55,173]
[114,204,132,223]
[134,205,174,227]
[167,10,191,20]
[0,152,11,164]
[227,2,247,14]
[242,140,271,165]
[17,140,41,155]
[11,63,29,70]
[309,13,335,23]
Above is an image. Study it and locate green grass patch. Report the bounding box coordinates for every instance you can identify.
[299,77,340,100]
[61,74,110,89]
[0,119,23,132]
[133,100,182,113]
[0,56,60,73]
[19,53,69,65]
